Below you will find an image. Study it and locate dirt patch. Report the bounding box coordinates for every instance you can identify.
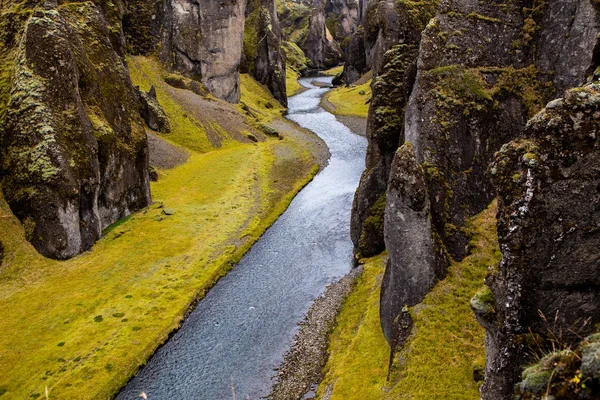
[165,85,264,147]
[268,118,330,170]
[147,132,190,169]
[268,266,364,400]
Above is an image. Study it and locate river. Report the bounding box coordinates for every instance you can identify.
[117,76,368,400]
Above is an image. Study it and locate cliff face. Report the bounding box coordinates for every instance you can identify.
[350,0,438,258]
[303,0,343,69]
[475,82,600,399]
[357,0,600,349]
[160,0,246,103]
[325,0,359,41]
[0,0,151,260]
[244,0,287,107]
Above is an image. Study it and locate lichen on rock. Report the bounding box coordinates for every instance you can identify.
[0,1,151,260]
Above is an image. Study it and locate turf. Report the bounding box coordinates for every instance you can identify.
[317,201,501,399]
[0,58,319,399]
[323,80,372,119]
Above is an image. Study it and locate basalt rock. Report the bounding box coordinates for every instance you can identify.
[380,143,447,342]
[303,0,343,69]
[350,1,437,257]
[0,1,151,260]
[244,0,287,107]
[136,86,170,133]
[122,0,164,55]
[476,82,600,399]
[160,0,246,103]
[325,0,359,42]
[343,0,437,84]
[373,0,600,347]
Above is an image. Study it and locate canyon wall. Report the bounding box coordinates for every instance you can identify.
[160,0,247,103]
[475,81,600,399]
[0,0,151,260]
[349,0,600,360]
[244,0,288,107]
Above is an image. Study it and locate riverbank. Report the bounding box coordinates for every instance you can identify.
[319,72,371,137]
[0,57,327,399]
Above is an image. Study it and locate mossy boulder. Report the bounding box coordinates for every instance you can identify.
[0,2,151,259]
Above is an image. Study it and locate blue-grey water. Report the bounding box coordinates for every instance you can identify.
[117,77,367,400]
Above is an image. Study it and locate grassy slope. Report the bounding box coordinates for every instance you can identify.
[323,79,372,119]
[318,202,501,399]
[0,57,319,399]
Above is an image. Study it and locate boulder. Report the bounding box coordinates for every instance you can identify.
[478,82,600,399]
[0,2,151,260]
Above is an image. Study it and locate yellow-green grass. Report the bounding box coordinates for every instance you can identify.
[0,62,320,398]
[129,56,215,153]
[323,65,344,76]
[323,80,372,119]
[240,73,286,121]
[318,201,501,399]
[286,66,303,97]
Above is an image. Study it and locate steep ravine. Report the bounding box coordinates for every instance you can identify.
[117,77,367,399]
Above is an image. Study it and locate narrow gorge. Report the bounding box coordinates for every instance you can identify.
[0,0,598,399]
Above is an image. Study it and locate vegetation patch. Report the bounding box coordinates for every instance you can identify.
[322,80,372,119]
[317,202,501,399]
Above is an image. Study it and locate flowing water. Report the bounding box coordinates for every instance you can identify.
[118,76,368,400]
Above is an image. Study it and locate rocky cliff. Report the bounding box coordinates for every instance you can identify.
[0,0,151,260]
[244,0,287,107]
[353,0,600,348]
[160,0,246,103]
[350,0,438,259]
[304,0,343,69]
[474,82,600,399]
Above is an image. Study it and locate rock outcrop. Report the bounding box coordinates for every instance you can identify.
[244,0,287,107]
[355,0,600,348]
[325,0,359,42]
[160,0,246,103]
[475,82,600,399]
[136,86,170,133]
[380,143,447,342]
[303,0,343,69]
[0,1,151,260]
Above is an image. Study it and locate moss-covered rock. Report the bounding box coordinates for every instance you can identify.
[480,82,600,399]
[244,0,288,107]
[0,1,151,259]
[136,86,170,133]
[516,334,600,399]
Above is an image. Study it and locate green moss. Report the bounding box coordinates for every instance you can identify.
[358,194,386,256]
[323,79,372,119]
[319,201,501,400]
